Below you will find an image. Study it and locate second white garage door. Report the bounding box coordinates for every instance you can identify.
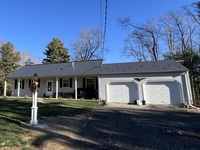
[143,81,181,104]
[108,82,137,103]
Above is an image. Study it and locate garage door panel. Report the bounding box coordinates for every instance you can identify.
[144,82,181,105]
[108,82,137,103]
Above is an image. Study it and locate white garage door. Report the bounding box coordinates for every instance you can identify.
[108,82,137,103]
[144,82,181,104]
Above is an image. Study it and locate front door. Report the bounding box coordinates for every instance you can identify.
[46,81,53,96]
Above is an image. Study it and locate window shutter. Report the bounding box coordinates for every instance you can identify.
[29,79,31,87]
[14,79,17,89]
[22,79,25,89]
[70,78,72,88]
[95,77,98,89]
[83,78,85,88]
[60,78,62,88]
[38,79,40,88]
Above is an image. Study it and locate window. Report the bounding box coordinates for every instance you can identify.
[86,78,95,88]
[15,79,24,89]
[63,78,70,87]
[20,79,24,89]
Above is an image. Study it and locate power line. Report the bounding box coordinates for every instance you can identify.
[103,0,108,48]
[101,0,108,58]
[100,0,102,41]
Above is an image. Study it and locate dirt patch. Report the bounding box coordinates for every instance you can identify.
[20,104,200,150]
[107,103,200,112]
[21,112,93,150]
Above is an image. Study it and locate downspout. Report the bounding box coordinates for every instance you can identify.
[185,71,200,109]
[185,71,193,103]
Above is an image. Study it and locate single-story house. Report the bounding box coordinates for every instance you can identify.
[4,59,193,105]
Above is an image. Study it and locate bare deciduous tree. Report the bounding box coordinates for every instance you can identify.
[119,4,200,63]
[159,15,176,59]
[158,9,200,67]
[183,3,200,26]
[123,36,149,62]
[119,18,161,61]
[71,27,103,61]
[167,10,199,55]
[19,51,41,66]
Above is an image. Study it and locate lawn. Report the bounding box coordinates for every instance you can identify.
[0,98,100,149]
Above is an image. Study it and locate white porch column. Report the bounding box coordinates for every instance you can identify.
[97,76,100,99]
[56,77,58,99]
[75,76,77,99]
[17,78,20,97]
[4,79,7,96]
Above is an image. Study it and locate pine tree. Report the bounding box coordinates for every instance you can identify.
[42,38,70,63]
[0,42,20,75]
[0,42,21,95]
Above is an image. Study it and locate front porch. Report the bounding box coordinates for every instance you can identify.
[4,76,99,99]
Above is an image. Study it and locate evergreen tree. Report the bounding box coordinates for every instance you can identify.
[0,42,21,95]
[42,38,70,63]
[163,48,200,68]
[0,42,20,74]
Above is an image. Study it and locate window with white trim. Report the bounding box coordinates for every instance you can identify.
[86,78,95,88]
[63,78,70,87]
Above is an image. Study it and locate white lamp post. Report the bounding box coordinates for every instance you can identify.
[30,73,39,125]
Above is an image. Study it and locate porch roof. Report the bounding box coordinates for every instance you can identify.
[5,59,188,79]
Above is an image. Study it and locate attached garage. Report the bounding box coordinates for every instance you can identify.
[107,82,137,103]
[143,81,181,105]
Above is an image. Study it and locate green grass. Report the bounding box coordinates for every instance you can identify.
[44,99,100,109]
[0,98,100,149]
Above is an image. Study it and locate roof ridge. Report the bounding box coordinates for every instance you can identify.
[103,59,176,65]
[26,59,104,66]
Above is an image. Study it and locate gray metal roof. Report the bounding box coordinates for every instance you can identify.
[5,59,188,79]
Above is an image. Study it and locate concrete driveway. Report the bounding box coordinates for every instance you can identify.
[67,104,200,150]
